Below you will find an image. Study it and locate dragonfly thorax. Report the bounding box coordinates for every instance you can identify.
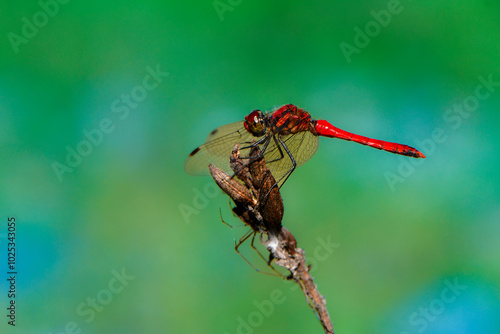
[269,104,314,136]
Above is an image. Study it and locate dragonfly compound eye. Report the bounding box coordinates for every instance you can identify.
[244,110,266,136]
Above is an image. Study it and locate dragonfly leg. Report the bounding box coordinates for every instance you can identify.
[258,135,296,203]
[240,135,268,154]
[274,134,297,187]
[260,134,286,166]
[250,134,294,210]
[240,135,271,161]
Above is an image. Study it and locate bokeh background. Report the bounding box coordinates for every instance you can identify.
[1,1,499,333]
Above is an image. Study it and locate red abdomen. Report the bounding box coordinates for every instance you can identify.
[314,120,425,158]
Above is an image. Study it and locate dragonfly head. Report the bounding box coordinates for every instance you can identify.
[244,110,267,137]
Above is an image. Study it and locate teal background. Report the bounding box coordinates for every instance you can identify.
[1,1,499,333]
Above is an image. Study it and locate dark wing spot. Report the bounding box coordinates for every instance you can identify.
[189,147,200,157]
[210,129,218,136]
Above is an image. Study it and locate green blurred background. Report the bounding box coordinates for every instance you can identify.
[1,0,499,333]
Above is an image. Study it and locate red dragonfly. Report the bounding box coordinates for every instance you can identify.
[185,104,425,186]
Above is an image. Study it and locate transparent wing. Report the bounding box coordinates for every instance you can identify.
[185,121,320,186]
[262,131,319,186]
[184,121,258,175]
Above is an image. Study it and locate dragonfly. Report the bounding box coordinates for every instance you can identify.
[185,104,425,187]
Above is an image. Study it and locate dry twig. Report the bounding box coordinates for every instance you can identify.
[209,144,334,334]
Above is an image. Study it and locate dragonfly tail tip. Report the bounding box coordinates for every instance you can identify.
[416,151,426,158]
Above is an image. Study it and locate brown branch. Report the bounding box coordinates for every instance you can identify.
[209,144,334,334]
